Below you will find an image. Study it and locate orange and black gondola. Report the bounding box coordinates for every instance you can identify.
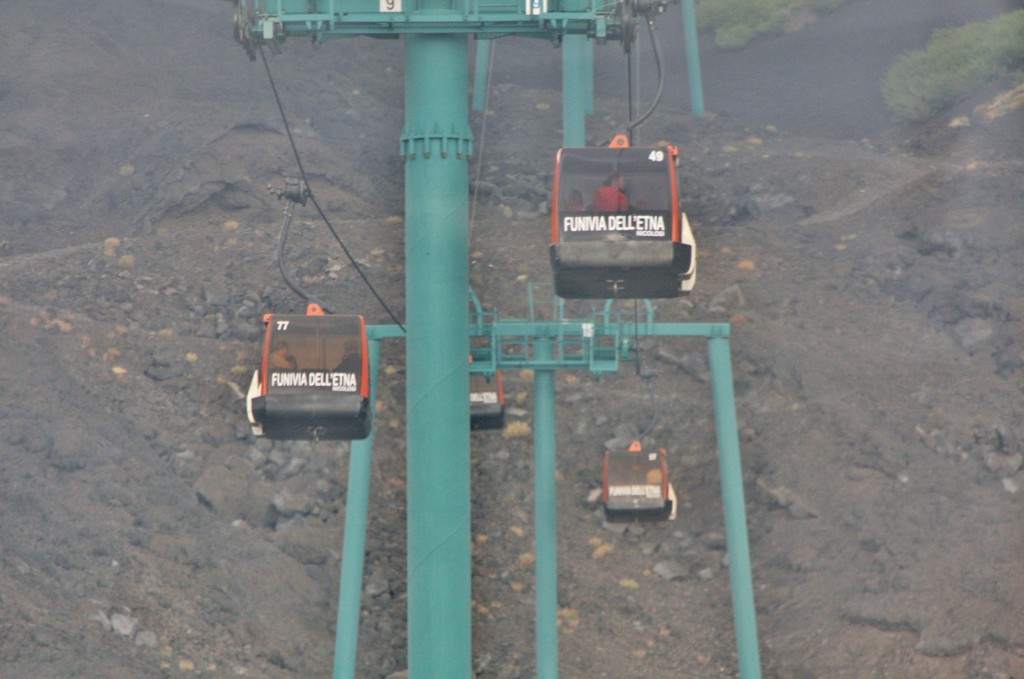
[470,371,505,431]
[550,134,696,299]
[602,440,676,522]
[246,304,371,440]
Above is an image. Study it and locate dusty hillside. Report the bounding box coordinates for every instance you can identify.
[1,1,1023,678]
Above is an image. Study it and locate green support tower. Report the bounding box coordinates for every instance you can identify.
[230,3,748,679]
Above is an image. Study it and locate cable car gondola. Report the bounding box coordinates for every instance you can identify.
[470,371,505,431]
[602,440,677,522]
[550,135,696,299]
[246,304,371,440]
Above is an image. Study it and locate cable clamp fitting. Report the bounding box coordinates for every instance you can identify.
[267,177,310,206]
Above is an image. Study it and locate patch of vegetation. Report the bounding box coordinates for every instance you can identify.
[695,0,853,49]
[882,11,1024,121]
[696,0,788,48]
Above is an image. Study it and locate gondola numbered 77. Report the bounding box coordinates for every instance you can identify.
[550,135,697,299]
[246,304,371,441]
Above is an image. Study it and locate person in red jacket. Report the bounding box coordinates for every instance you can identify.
[593,172,629,212]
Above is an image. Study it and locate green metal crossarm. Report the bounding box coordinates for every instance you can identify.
[368,320,731,375]
[467,320,730,340]
[236,0,612,43]
[369,284,730,372]
[253,17,604,39]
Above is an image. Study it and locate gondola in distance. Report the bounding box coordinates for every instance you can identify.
[470,370,506,431]
[602,440,677,522]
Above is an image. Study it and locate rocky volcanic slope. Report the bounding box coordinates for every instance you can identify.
[2,1,1023,677]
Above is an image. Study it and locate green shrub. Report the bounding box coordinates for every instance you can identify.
[696,0,788,48]
[696,0,854,48]
[882,10,1024,121]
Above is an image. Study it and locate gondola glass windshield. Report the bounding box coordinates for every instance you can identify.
[555,147,676,244]
[263,315,367,396]
[248,313,370,441]
[550,141,694,299]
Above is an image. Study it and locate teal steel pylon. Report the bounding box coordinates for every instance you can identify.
[403,34,474,679]
[681,0,706,116]
[532,337,559,679]
[236,4,734,677]
[333,338,381,679]
[562,34,589,147]
[709,335,761,677]
[487,292,763,679]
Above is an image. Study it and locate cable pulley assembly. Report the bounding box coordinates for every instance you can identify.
[268,177,309,206]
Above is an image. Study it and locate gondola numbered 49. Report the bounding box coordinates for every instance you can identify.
[246,304,371,440]
[602,440,677,522]
[550,135,696,299]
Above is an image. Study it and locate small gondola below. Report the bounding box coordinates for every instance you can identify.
[247,305,371,440]
[602,440,676,522]
[550,135,696,299]
[470,371,505,431]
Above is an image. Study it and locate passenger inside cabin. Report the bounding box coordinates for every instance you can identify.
[567,189,585,212]
[269,341,298,369]
[593,172,628,212]
[334,336,362,375]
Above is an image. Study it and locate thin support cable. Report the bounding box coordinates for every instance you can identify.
[259,44,406,332]
[626,16,665,136]
[633,298,659,441]
[275,200,332,312]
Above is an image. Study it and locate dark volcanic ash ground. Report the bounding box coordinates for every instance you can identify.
[1,1,1023,678]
